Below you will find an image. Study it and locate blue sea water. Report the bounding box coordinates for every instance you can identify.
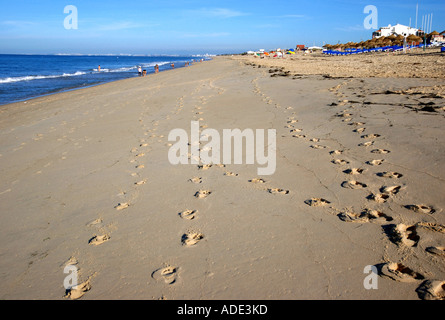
[0,54,211,106]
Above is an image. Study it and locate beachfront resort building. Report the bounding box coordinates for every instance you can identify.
[372,23,422,39]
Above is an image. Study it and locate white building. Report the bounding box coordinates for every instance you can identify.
[373,24,420,38]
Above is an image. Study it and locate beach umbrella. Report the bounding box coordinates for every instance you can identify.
[428,31,439,36]
[407,34,422,44]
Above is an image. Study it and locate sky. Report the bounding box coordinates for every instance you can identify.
[0,0,444,55]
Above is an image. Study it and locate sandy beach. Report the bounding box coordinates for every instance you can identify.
[1,52,444,300]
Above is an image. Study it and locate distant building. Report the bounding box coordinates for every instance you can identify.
[296,45,306,51]
[430,32,445,43]
[372,23,420,38]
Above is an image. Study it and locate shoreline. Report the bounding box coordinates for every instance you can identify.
[0,57,208,107]
[0,55,444,300]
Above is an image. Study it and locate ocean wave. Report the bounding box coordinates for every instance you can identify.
[140,61,171,68]
[0,71,86,84]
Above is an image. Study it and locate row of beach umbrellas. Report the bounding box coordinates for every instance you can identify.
[324,31,439,50]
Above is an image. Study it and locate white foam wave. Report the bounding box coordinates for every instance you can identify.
[0,71,87,84]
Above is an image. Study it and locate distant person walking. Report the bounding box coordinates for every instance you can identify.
[171,63,175,68]
[155,64,159,74]
[98,65,101,72]
[138,66,142,76]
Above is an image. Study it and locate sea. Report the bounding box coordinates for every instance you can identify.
[0,54,212,106]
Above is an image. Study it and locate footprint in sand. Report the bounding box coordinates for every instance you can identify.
[331,159,350,165]
[181,231,204,246]
[194,190,211,199]
[338,209,392,223]
[354,128,366,134]
[404,204,436,214]
[152,266,178,285]
[380,262,424,283]
[380,185,402,195]
[198,164,212,170]
[64,277,92,300]
[189,177,202,184]
[426,246,445,257]
[268,188,289,195]
[330,150,343,155]
[385,223,420,247]
[136,153,145,157]
[86,218,103,227]
[310,145,327,149]
[304,198,331,207]
[416,280,445,300]
[361,134,381,139]
[343,168,365,175]
[371,149,391,154]
[290,129,302,133]
[349,122,366,126]
[88,234,110,246]
[292,134,306,138]
[358,141,374,147]
[367,193,390,203]
[377,172,403,179]
[179,209,197,220]
[224,171,239,177]
[249,178,266,183]
[309,138,320,142]
[341,180,367,189]
[134,180,147,185]
[115,202,129,210]
[417,222,445,234]
[366,159,385,166]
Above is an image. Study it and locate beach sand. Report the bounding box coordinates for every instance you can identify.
[0,53,444,300]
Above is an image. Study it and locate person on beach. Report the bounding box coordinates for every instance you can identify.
[138,66,142,76]
[98,65,101,72]
[155,64,159,74]
[171,63,175,68]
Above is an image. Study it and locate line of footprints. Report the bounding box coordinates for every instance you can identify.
[63,87,169,299]
[149,79,292,295]
[300,83,444,300]
[253,73,444,299]
[253,68,444,299]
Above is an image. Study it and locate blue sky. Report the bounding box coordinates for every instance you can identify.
[0,0,444,54]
